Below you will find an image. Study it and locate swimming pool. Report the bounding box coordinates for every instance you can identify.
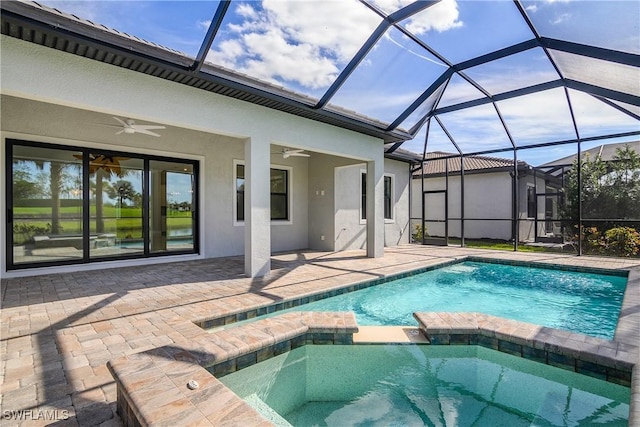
[219,344,630,426]
[226,261,627,339]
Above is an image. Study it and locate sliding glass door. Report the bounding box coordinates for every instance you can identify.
[89,154,144,259]
[10,144,84,265]
[7,140,199,269]
[149,160,196,253]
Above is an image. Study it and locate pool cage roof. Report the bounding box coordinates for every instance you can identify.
[1,0,639,162]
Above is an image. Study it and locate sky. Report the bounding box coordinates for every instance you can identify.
[39,0,639,166]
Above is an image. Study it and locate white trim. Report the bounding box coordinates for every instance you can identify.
[233,159,293,227]
[360,169,395,224]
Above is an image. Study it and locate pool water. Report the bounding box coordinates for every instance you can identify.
[262,261,627,339]
[219,345,630,426]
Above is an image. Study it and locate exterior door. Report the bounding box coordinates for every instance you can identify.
[422,190,448,246]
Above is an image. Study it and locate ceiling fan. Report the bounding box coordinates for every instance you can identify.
[281,148,310,159]
[103,116,166,137]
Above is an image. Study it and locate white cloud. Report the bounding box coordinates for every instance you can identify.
[370,0,463,34]
[207,0,381,90]
[551,13,571,25]
[404,0,463,34]
[207,0,461,91]
[198,20,211,32]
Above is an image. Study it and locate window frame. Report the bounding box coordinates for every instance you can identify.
[5,139,200,271]
[360,170,395,223]
[233,159,293,226]
[527,185,536,219]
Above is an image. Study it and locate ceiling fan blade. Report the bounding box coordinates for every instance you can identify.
[282,148,310,158]
[115,129,126,135]
[112,116,127,126]
[133,128,162,137]
[131,125,166,131]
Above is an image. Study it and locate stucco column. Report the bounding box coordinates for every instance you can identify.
[244,137,271,277]
[366,158,384,258]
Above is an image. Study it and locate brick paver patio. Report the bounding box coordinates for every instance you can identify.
[1,245,639,426]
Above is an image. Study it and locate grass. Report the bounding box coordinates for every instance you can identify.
[447,238,569,253]
[13,206,193,242]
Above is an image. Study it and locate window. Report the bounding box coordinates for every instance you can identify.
[6,139,199,269]
[361,172,393,221]
[527,186,536,219]
[235,163,290,222]
[384,175,392,220]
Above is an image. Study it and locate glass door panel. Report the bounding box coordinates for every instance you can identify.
[11,145,83,265]
[89,154,144,258]
[149,160,195,253]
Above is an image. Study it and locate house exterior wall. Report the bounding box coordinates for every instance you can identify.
[0,35,388,277]
[307,153,361,251]
[334,159,410,251]
[411,171,544,241]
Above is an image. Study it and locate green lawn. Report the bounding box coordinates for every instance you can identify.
[13,206,193,242]
[447,238,567,253]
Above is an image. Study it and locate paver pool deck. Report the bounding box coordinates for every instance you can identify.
[1,245,639,426]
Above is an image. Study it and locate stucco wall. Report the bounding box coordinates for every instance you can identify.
[0,35,387,276]
[411,171,545,241]
[307,154,361,251]
[412,172,513,240]
[334,159,410,251]
[0,98,310,258]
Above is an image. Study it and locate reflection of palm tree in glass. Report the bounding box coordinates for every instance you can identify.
[29,160,65,234]
[83,154,128,233]
[49,162,63,234]
[106,180,138,208]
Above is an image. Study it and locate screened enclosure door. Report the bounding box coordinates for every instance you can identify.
[422,190,448,246]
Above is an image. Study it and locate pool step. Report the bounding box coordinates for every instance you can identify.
[353,326,429,344]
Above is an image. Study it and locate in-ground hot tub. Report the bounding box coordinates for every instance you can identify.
[218,344,630,426]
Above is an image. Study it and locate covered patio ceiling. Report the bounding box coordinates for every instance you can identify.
[1,0,638,163]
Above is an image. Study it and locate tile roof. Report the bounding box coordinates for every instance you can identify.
[540,141,640,167]
[413,151,529,177]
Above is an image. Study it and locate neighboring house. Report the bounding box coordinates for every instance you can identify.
[0,3,413,278]
[409,151,551,242]
[539,141,640,177]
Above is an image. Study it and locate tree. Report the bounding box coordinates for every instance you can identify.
[560,145,640,252]
[12,164,45,200]
[106,180,139,208]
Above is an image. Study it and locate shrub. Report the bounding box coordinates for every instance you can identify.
[581,226,605,254]
[603,227,640,257]
[13,222,54,245]
[412,224,428,243]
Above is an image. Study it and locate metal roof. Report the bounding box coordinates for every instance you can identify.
[1,0,638,153]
